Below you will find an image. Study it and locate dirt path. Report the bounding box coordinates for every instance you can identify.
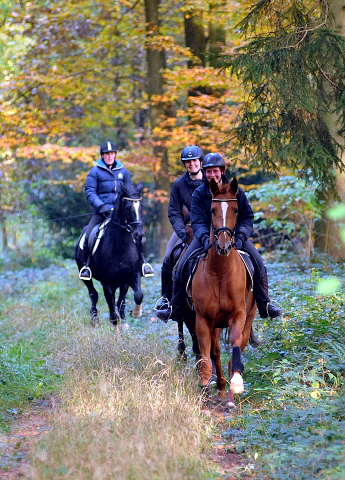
[0,398,55,480]
[0,398,248,479]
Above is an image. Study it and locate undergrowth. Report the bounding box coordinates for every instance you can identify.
[0,255,344,478]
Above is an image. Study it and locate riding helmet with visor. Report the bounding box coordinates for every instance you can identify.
[202,152,226,169]
[100,141,118,155]
[180,145,204,164]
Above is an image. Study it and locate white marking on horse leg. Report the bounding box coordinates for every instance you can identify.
[133,201,140,221]
[226,401,236,409]
[131,303,142,318]
[230,372,244,394]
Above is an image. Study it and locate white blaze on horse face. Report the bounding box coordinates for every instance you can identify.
[221,201,228,226]
[133,201,140,221]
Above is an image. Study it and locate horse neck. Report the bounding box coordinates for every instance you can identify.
[206,243,234,273]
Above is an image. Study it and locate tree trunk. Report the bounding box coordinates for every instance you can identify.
[184,12,206,67]
[316,0,345,258]
[144,0,172,260]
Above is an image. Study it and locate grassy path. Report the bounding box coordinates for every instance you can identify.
[0,257,345,479]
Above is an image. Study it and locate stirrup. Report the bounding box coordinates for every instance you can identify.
[266,299,283,318]
[142,262,154,277]
[79,266,92,280]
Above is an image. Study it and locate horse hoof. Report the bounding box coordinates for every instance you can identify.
[91,315,100,327]
[131,303,142,318]
[230,372,244,394]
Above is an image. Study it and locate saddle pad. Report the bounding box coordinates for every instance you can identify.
[78,218,111,255]
[237,250,254,291]
[90,218,111,255]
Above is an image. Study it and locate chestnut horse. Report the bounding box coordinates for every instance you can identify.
[192,178,257,408]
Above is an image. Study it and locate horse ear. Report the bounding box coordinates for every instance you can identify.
[209,178,219,195]
[136,181,143,197]
[230,177,238,195]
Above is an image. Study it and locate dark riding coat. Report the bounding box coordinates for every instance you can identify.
[85,159,133,212]
[190,176,254,244]
[168,172,204,241]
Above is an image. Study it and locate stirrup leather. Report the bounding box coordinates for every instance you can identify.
[142,262,154,277]
[79,266,92,280]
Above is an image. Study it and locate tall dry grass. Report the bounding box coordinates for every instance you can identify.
[30,325,215,479]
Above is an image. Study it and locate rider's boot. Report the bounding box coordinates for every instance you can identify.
[155,276,184,322]
[255,267,283,319]
[79,245,92,281]
[161,261,172,298]
[169,276,184,320]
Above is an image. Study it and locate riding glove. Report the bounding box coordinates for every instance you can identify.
[99,204,111,217]
[235,233,245,250]
[201,235,210,250]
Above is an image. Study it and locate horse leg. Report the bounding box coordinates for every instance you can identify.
[82,279,100,326]
[195,316,213,393]
[102,283,119,326]
[210,328,227,398]
[177,320,187,361]
[117,284,129,321]
[228,322,245,395]
[130,272,143,318]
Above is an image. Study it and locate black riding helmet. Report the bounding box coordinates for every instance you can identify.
[202,152,226,169]
[100,141,118,155]
[181,145,204,163]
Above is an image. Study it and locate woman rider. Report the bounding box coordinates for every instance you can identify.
[158,152,283,320]
[79,141,154,280]
[154,145,204,321]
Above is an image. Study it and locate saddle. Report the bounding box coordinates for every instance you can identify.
[78,218,111,256]
[184,249,255,301]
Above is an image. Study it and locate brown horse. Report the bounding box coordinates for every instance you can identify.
[192,178,257,408]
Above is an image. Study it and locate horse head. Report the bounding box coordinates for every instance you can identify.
[120,182,144,244]
[210,177,238,256]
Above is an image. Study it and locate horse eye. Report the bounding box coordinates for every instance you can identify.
[234,209,238,214]
[211,208,215,215]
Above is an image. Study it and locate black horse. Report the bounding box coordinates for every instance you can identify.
[75,182,145,326]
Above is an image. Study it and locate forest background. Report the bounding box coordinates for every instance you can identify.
[1,0,345,265]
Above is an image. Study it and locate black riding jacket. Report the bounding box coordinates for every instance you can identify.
[190,176,254,243]
[168,171,204,241]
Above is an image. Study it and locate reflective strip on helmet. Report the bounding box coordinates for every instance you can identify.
[107,142,112,151]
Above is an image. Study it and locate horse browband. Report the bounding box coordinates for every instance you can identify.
[123,197,142,201]
[211,198,238,202]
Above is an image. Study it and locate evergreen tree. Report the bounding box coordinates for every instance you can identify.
[222,0,345,198]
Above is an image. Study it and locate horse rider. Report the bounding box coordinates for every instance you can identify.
[154,145,204,321]
[157,152,283,321]
[78,141,154,280]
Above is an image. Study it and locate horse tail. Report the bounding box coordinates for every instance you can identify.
[249,327,262,348]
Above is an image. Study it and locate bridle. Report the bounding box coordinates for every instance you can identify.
[210,198,238,253]
[107,196,143,243]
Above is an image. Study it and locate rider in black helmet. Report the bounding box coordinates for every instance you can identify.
[157,152,283,321]
[79,141,154,280]
[154,145,204,322]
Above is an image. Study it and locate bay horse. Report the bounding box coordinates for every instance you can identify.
[192,178,257,408]
[75,182,145,326]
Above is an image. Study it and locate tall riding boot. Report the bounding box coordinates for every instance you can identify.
[161,261,172,299]
[79,244,92,280]
[170,276,185,321]
[255,267,283,319]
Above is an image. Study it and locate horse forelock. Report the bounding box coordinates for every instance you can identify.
[212,183,237,199]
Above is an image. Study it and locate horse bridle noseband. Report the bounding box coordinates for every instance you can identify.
[210,198,238,249]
